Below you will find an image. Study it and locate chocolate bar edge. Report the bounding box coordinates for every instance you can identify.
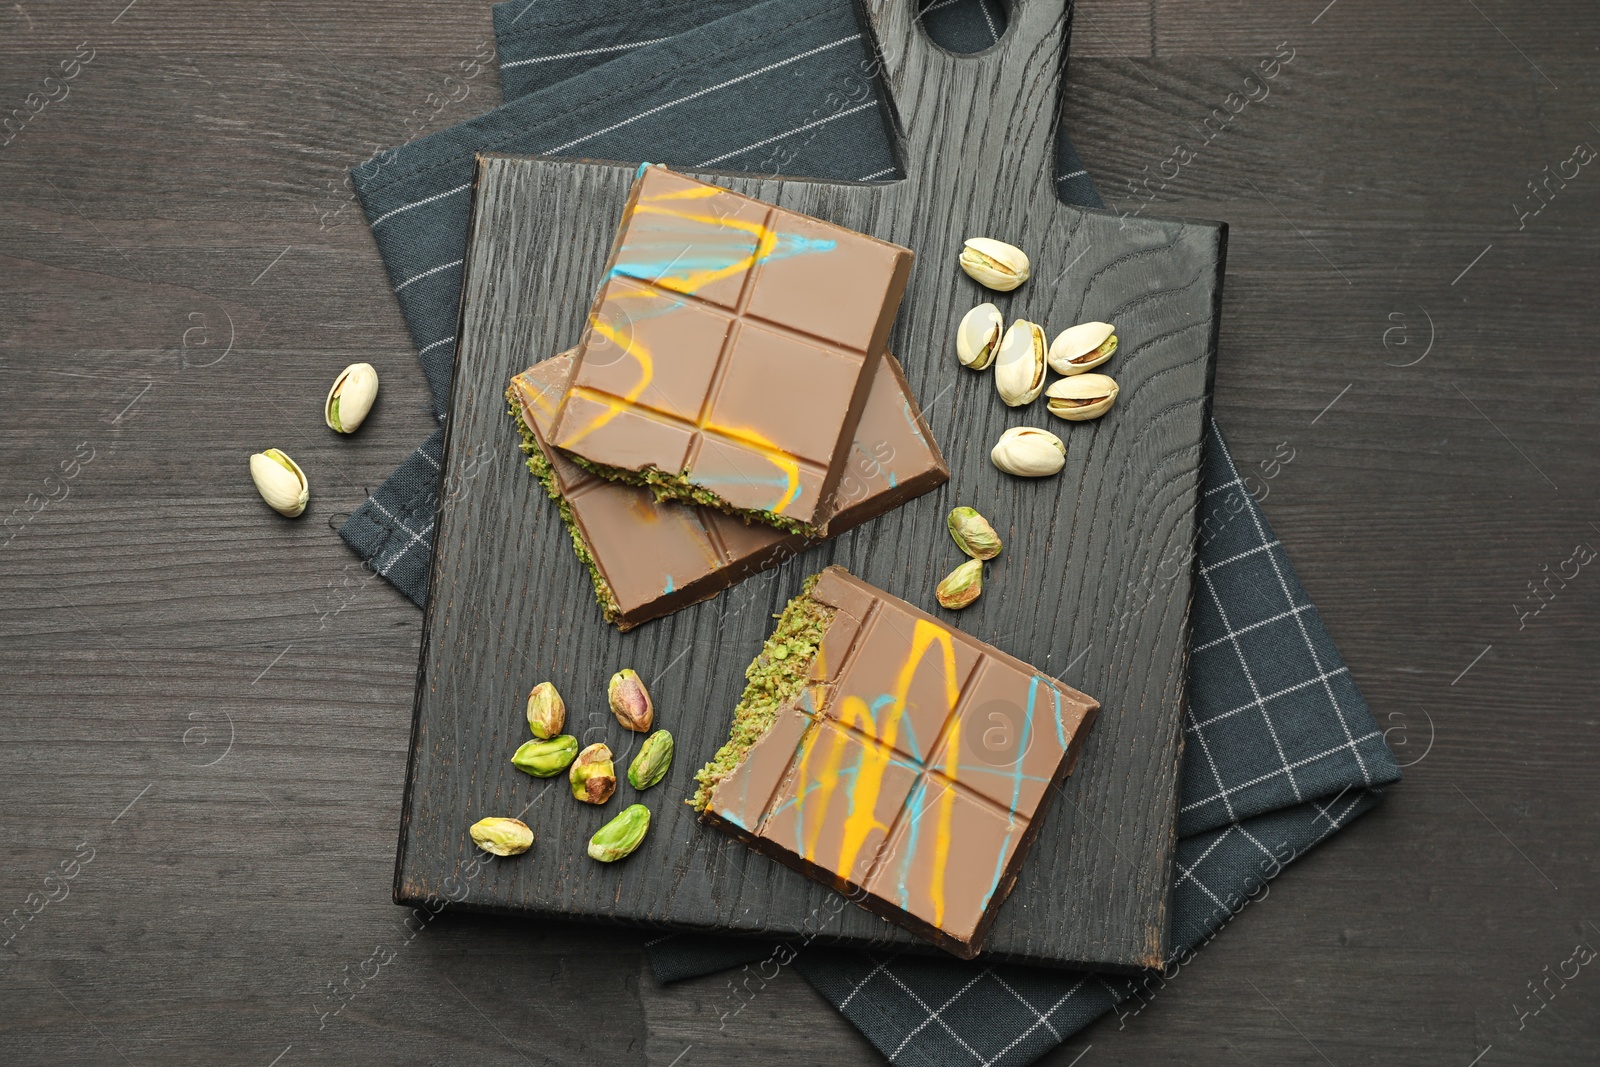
[553,165,912,535]
[694,566,1100,959]
[509,354,949,632]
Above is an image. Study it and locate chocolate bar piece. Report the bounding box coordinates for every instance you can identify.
[545,165,914,537]
[509,352,948,631]
[692,567,1099,958]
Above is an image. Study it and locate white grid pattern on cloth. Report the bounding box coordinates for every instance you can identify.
[825,788,1379,1067]
[882,966,989,1062]
[1186,667,1351,733]
[1180,732,1382,815]
[1209,427,1375,789]
[366,498,436,578]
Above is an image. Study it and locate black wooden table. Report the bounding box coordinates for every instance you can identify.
[3,2,1597,1064]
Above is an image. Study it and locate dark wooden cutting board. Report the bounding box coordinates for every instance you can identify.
[396,0,1226,970]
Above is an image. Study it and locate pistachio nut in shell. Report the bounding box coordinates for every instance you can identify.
[525,681,566,739]
[955,303,1003,369]
[1047,322,1118,375]
[570,742,617,804]
[946,506,1002,560]
[994,319,1047,406]
[990,426,1066,477]
[325,362,379,433]
[468,817,533,857]
[512,735,578,778]
[627,730,674,790]
[1046,373,1119,421]
[588,803,651,862]
[249,448,309,517]
[936,559,984,610]
[958,237,1031,292]
[607,668,654,732]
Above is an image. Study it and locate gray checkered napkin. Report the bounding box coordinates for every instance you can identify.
[338,2,1401,1063]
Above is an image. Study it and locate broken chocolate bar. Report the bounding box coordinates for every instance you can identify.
[545,165,914,537]
[693,567,1099,958]
[508,351,948,630]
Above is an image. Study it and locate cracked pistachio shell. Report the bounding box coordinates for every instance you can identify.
[607,669,654,732]
[994,319,1047,406]
[1046,373,1119,421]
[990,427,1066,477]
[1047,322,1118,375]
[325,362,379,433]
[627,730,674,790]
[936,559,984,610]
[956,303,1003,369]
[947,506,1002,560]
[958,237,1031,291]
[570,742,617,804]
[469,817,532,857]
[249,448,309,517]
[588,804,651,862]
[525,681,566,739]
[512,735,578,778]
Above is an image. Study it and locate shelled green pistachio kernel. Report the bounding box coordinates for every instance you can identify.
[607,668,654,732]
[587,804,650,862]
[525,681,565,739]
[947,507,1002,560]
[936,559,984,610]
[512,735,578,778]
[468,817,532,857]
[627,730,674,790]
[570,742,617,804]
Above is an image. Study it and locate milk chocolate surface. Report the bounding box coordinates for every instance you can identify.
[546,166,914,534]
[510,352,947,631]
[701,567,1099,958]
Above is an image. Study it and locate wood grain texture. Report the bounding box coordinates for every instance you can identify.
[3,0,1599,1064]
[400,0,1225,971]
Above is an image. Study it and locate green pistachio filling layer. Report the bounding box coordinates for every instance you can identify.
[566,454,817,538]
[691,574,835,812]
[506,388,623,624]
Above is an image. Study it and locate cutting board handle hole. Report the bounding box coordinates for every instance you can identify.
[912,0,1014,57]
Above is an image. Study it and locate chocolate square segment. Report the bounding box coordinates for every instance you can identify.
[699,567,1100,959]
[548,166,914,535]
[508,350,947,632]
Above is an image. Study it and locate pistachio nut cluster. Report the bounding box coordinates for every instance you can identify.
[248,362,384,519]
[951,239,1126,479]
